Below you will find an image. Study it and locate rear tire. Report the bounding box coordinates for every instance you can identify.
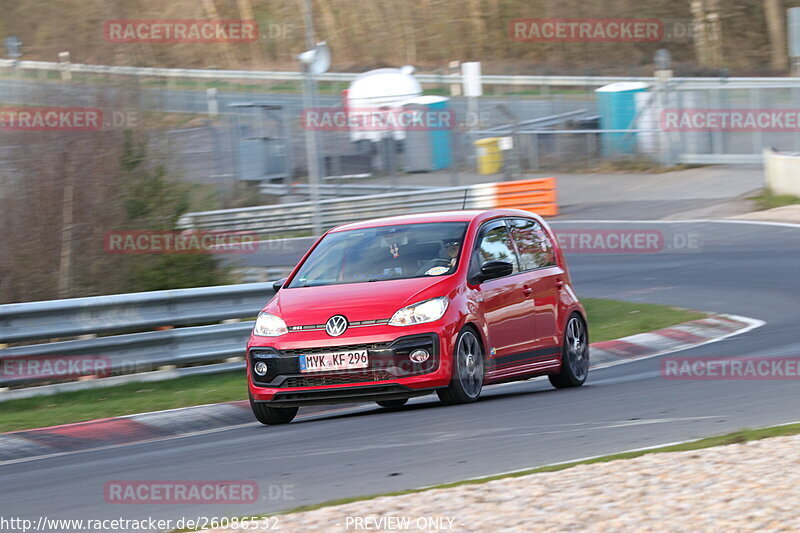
[438,328,485,405]
[376,399,408,409]
[250,398,298,425]
[549,314,589,389]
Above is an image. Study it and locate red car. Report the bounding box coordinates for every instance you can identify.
[247,209,588,424]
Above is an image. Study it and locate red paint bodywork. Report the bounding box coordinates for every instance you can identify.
[247,209,585,402]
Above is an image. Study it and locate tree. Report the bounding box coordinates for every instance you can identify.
[763,0,789,71]
[117,132,229,292]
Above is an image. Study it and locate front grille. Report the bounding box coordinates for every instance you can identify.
[289,319,390,331]
[281,370,394,388]
[278,342,390,357]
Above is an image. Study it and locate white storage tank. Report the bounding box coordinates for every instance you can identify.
[346,66,422,142]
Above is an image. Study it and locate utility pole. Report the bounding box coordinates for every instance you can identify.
[655,49,676,166]
[301,0,323,237]
[789,8,800,76]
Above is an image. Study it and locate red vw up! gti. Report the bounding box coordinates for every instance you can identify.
[247,209,588,424]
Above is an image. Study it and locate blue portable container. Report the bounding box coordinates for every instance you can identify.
[595,82,649,156]
[403,95,452,171]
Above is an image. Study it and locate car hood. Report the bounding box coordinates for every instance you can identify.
[267,276,454,326]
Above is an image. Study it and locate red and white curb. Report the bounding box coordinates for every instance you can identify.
[0,402,367,465]
[0,314,762,465]
[589,314,764,369]
[0,401,251,463]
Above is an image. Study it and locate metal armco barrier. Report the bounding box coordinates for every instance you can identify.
[0,322,254,386]
[179,177,559,236]
[0,283,278,387]
[258,182,430,197]
[3,59,800,89]
[0,283,274,344]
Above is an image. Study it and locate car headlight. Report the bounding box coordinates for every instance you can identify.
[253,312,288,337]
[389,297,449,326]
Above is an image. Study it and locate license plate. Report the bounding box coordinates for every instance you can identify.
[299,350,369,373]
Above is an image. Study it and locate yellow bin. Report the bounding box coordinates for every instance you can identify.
[474,137,503,175]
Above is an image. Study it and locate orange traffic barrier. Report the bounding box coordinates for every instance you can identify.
[492,177,558,217]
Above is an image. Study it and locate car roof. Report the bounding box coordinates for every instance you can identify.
[328,209,541,233]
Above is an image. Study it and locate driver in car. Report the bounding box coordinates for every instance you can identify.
[417,240,461,276]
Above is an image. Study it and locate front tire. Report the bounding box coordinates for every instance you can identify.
[549,314,589,389]
[437,328,485,405]
[250,398,298,425]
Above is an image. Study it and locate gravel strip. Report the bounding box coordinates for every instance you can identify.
[729,205,800,224]
[206,434,800,533]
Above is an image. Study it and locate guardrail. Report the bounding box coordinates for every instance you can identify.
[0,283,274,344]
[0,283,276,387]
[4,59,800,89]
[179,177,559,236]
[0,322,254,386]
[259,182,430,197]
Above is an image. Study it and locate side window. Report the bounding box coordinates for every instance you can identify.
[470,222,520,278]
[509,218,556,270]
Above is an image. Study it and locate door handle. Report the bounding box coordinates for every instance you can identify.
[555,280,565,289]
[522,287,533,296]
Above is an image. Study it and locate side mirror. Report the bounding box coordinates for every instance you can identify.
[272,278,287,292]
[474,260,514,283]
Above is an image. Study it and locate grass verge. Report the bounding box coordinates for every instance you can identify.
[0,298,707,433]
[0,371,245,433]
[583,298,707,343]
[751,189,800,210]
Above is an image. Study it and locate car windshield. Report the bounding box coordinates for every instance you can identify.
[288,222,468,287]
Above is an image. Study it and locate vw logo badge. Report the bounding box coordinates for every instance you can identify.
[325,315,348,337]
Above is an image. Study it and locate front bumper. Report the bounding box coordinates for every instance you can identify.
[258,384,439,407]
[248,331,452,403]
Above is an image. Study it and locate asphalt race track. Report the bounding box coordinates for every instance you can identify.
[1,220,798,530]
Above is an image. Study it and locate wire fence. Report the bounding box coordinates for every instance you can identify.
[2,60,797,203]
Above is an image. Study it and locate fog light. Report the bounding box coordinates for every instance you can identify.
[254,361,268,376]
[409,349,430,363]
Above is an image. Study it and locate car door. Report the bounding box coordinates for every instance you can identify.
[469,220,537,363]
[508,217,564,349]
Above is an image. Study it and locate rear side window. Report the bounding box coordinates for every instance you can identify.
[470,222,520,278]
[509,218,556,270]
